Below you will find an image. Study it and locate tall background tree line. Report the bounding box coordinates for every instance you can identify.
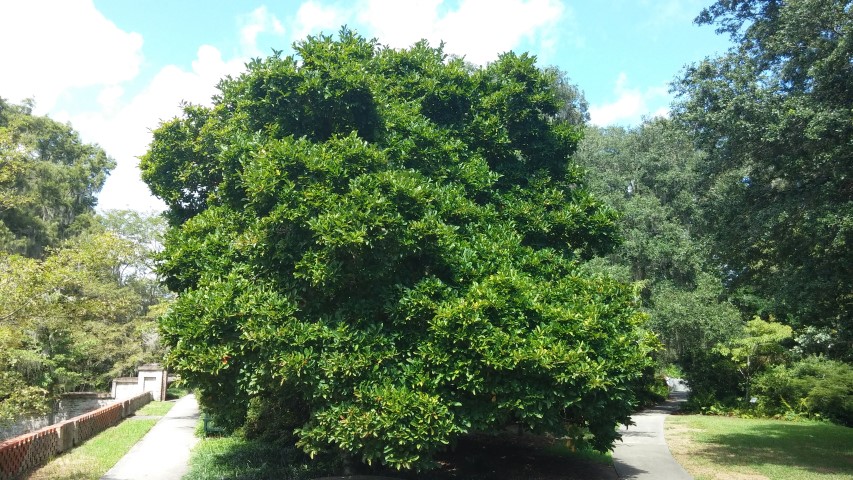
[0,98,171,426]
[576,0,852,425]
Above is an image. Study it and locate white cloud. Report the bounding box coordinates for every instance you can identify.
[97,86,125,112]
[3,0,576,212]
[239,6,286,56]
[0,0,143,113]
[66,45,246,212]
[357,0,565,65]
[652,105,671,119]
[357,0,442,46]
[292,1,347,40]
[588,73,669,126]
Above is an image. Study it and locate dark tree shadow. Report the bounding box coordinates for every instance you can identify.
[393,433,618,480]
[185,433,620,480]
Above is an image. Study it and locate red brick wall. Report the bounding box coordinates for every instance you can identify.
[124,392,153,415]
[72,402,123,446]
[0,391,152,480]
[0,427,58,480]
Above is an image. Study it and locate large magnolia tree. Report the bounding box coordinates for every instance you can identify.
[143,30,656,470]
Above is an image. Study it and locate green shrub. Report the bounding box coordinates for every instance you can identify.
[681,349,743,411]
[630,366,669,408]
[753,356,853,426]
[243,393,310,443]
[663,363,685,379]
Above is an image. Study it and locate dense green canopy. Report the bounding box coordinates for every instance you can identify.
[0,98,114,258]
[143,30,656,469]
[674,0,853,357]
[575,121,742,365]
[0,213,170,426]
[0,99,165,425]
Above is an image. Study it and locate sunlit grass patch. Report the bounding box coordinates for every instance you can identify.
[28,418,157,480]
[184,434,328,480]
[134,400,175,417]
[666,415,853,480]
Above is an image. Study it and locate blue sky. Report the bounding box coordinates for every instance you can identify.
[0,0,732,212]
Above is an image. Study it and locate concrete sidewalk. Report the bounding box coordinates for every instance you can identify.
[611,380,693,479]
[101,394,200,480]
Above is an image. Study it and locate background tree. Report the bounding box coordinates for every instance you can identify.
[0,253,52,425]
[673,0,853,358]
[715,317,792,401]
[0,97,168,425]
[0,211,169,426]
[99,209,171,313]
[143,30,656,470]
[0,98,115,258]
[574,120,741,367]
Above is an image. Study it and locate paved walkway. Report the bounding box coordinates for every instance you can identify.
[101,394,200,480]
[611,379,693,479]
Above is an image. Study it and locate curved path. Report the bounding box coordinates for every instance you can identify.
[101,394,200,480]
[611,379,693,479]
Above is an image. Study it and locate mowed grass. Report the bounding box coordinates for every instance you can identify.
[28,418,157,480]
[666,415,853,480]
[27,401,173,480]
[134,400,175,417]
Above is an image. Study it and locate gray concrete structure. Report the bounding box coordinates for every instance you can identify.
[112,364,168,401]
[111,377,139,400]
[611,379,693,479]
[100,394,200,480]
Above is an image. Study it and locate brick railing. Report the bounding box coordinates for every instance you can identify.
[0,391,153,480]
[125,392,152,415]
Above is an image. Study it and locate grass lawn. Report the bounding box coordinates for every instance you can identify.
[184,431,617,480]
[28,418,157,480]
[134,400,175,417]
[27,401,174,480]
[183,435,329,480]
[666,415,853,480]
[167,385,191,400]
